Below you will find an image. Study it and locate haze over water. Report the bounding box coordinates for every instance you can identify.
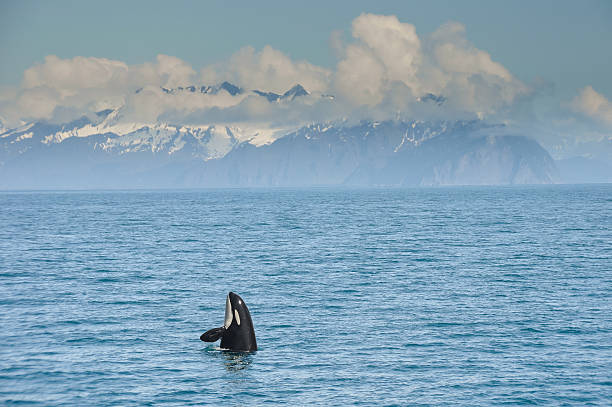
[1,185,611,405]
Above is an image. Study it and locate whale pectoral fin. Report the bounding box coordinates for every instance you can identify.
[200,327,225,342]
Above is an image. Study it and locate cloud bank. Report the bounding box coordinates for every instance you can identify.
[571,86,612,126]
[333,15,531,119]
[0,13,602,131]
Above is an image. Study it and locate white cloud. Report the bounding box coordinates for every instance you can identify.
[429,23,511,80]
[0,14,533,128]
[1,54,219,126]
[16,87,61,119]
[121,85,247,123]
[4,55,132,123]
[351,14,421,88]
[571,86,612,125]
[0,48,333,127]
[133,54,197,88]
[333,15,529,117]
[22,54,196,92]
[23,55,129,93]
[424,22,529,115]
[335,14,421,105]
[335,43,387,105]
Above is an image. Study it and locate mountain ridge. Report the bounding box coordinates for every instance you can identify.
[188,120,558,187]
[0,83,563,189]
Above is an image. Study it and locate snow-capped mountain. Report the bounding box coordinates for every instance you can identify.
[253,84,310,102]
[0,82,560,188]
[156,81,311,102]
[1,104,285,158]
[192,120,558,187]
[158,81,244,96]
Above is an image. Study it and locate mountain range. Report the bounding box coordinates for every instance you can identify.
[1,82,606,189]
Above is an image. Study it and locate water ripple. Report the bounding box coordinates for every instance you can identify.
[0,185,610,405]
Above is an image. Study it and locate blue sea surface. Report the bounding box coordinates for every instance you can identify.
[1,185,611,405]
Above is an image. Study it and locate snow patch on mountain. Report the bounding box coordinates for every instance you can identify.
[43,110,149,144]
[1,123,34,139]
[14,132,34,143]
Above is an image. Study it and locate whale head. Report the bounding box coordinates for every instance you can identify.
[201,292,257,352]
[223,292,250,328]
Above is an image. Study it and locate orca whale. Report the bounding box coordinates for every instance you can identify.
[200,292,257,352]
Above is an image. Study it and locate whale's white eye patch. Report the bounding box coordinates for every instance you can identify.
[234,309,241,326]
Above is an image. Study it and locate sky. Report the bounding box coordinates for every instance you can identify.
[1,0,611,93]
[0,0,611,156]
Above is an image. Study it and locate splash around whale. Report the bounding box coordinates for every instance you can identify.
[200,292,257,352]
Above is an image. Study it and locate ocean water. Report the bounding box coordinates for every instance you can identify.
[1,185,610,406]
